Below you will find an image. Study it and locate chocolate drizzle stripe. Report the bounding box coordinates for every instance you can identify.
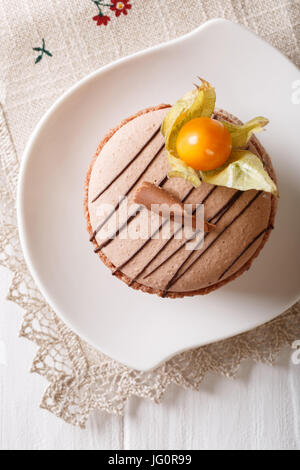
[159,191,243,296]
[202,185,218,204]
[163,191,263,295]
[95,206,141,252]
[143,233,203,281]
[161,234,206,296]
[218,225,273,280]
[140,186,218,280]
[128,188,214,283]
[144,189,241,280]
[94,175,168,252]
[90,195,124,242]
[90,142,165,241]
[112,218,171,275]
[208,191,243,224]
[112,186,196,275]
[91,126,162,203]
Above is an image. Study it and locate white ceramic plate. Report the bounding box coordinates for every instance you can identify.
[18,19,300,371]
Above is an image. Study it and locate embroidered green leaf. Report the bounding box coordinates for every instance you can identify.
[167,151,201,187]
[200,149,278,196]
[33,39,52,63]
[221,117,269,148]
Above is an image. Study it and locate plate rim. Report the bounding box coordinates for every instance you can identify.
[17,18,300,371]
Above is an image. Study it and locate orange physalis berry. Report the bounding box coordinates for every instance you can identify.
[176,117,232,171]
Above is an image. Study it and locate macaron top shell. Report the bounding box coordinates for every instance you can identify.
[86,106,276,297]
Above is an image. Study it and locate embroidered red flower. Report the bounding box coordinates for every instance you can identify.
[110,0,132,17]
[91,0,132,26]
[93,14,111,26]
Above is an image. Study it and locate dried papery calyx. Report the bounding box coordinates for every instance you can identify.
[162,79,278,196]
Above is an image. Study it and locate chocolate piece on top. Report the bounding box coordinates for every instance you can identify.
[134,182,215,232]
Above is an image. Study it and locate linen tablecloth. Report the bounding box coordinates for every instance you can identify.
[0,0,299,427]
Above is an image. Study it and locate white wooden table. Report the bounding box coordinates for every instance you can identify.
[0,264,299,450]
